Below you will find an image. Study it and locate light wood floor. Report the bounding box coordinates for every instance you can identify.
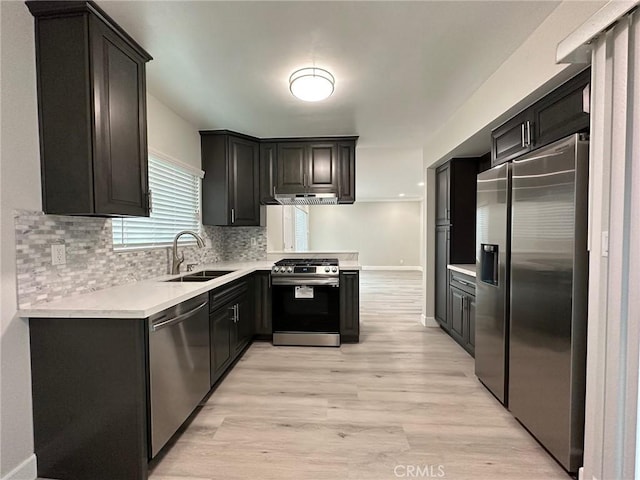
[149,271,570,480]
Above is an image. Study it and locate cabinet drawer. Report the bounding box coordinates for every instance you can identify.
[449,271,475,296]
[210,280,249,312]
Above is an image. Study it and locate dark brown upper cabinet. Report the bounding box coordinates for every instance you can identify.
[268,137,357,203]
[27,1,152,217]
[259,142,278,205]
[200,131,261,226]
[337,141,356,204]
[492,67,590,166]
[275,141,338,195]
[276,142,309,194]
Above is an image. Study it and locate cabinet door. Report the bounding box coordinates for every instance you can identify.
[253,272,272,337]
[259,143,278,204]
[435,164,450,225]
[307,143,338,193]
[340,270,360,342]
[467,295,476,354]
[234,291,253,353]
[435,226,450,330]
[337,142,356,204]
[210,305,233,385]
[91,16,149,216]
[491,110,532,166]
[229,136,260,225]
[449,286,465,342]
[276,143,307,194]
[533,68,590,148]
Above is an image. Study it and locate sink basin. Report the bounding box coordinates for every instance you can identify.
[165,270,235,283]
[187,270,235,278]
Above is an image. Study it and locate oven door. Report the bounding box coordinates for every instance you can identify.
[272,280,340,346]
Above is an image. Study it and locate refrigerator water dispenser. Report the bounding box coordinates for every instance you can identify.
[480,244,499,286]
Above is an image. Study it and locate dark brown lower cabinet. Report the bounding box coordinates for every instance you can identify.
[210,304,233,385]
[435,226,450,330]
[209,278,253,385]
[447,270,475,356]
[253,271,272,339]
[30,318,149,480]
[340,270,360,342]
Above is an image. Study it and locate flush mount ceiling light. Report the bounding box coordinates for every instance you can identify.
[289,67,335,102]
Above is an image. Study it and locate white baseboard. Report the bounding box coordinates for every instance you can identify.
[361,266,423,271]
[421,314,439,327]
[1,455,37,480]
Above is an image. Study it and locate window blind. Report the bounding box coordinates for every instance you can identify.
[112,155,201,249]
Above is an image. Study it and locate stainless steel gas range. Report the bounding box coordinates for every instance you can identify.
[271,258,340,347]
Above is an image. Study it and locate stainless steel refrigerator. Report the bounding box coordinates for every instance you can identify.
[475,134,589,473]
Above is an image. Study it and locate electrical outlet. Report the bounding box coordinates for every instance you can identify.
[51,244,66,265]
[251,237,257,247]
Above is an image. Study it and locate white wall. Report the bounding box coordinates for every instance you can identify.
[266,206,284,251]
[1,3,41,477]
[308,201,422,267]
[0,4,201,477]
[147,93,201,169]
[422,0,606,168]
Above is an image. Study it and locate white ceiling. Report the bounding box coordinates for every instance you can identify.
[100,1,560,200]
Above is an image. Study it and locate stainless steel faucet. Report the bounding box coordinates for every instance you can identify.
[171,231,205,275]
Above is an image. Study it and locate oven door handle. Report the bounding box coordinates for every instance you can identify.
[272,277,339,287]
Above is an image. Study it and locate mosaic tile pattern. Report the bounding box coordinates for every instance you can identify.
[223,226,267,261]
[14,211,265,308]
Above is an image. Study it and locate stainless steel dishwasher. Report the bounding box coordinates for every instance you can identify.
[148,293,210,457]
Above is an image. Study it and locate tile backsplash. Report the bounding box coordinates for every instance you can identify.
[15,211,266,308]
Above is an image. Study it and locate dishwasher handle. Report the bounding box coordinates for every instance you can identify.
[151,301,208,332]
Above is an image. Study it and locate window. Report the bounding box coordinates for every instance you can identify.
[112,152,202,249]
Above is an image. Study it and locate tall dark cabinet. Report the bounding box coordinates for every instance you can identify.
[200,131,261,226]
[434,158,479,331]
[27,1,153,217]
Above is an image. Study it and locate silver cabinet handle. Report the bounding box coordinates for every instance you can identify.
[342,271,358,275]
[273,185,276,197]
[455,279,474,287]
[148,190,153,213]
[303,173,307,188]
[525,121,532,146]
[521,123,526,148]
[231,208,235,224]
[151,301,207,332]
[235,304,239,323]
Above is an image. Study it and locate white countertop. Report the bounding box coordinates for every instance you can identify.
[447,264,476,278]
[19,260,361,320]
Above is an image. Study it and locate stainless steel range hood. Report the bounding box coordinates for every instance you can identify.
[274,193,338,206]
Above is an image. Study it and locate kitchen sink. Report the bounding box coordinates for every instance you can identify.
[165,270,236,282]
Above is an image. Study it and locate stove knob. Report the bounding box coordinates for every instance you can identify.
[278,267,284,273]
[287,267,293,273]
[332,267,338,273]
[272,267,278,273]
[325,267,330,273]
